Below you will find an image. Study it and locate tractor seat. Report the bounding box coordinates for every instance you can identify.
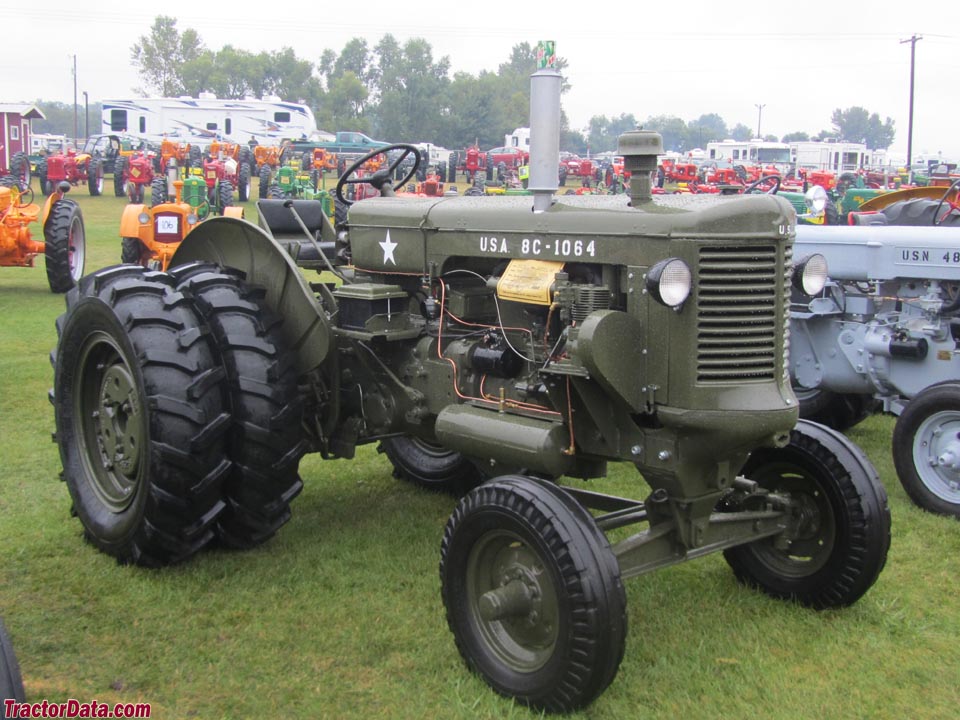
[257,199,327,238]
[256,198,336,266]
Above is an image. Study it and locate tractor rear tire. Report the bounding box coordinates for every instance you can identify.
[0,617,25,706]
[113,156,127,197]
[121,237,145,266]
[150,176,167,206]
[441,476,627,712]
[378,436,482,496]
[10,152,30,189]
[218,180,234,215]
[170,263,307,549]
[87,158,104,196]
[724,420,890,608]
[43,199,85,293]
[37,157,49,196]
[52,265,231,566]
[238,162,251,202]
[258,165,271,199]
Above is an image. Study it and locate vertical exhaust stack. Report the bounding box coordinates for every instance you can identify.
[619,129,664,206]
[529,41,561,213]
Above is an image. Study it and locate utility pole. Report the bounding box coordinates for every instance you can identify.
[72,55,78,146]
[900,34,922,175]
[755,103,765,139]
[83,91,89,140]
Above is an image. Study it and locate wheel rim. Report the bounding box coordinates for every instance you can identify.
[911,410,960,503]
[68,215,85,282]
[743,462,836,577]
[74,332,146,512]
[466,529,559,673]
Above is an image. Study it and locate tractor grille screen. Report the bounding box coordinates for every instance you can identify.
[696,244,784,383]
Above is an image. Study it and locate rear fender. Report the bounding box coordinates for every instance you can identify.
[171,216,331,373]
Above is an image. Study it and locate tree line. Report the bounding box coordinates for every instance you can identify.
[32,16,896,154]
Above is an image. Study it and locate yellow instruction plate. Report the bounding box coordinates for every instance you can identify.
[496,259,565,305]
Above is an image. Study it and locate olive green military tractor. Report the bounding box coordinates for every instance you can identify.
[51,137,890,711]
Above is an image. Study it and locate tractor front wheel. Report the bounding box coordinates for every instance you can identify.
[44,199,85,293]
[441,476,626,712]
[52,266,230,566]
[724,420,890,608]
[218,180,234,214]
[893,382,960,517]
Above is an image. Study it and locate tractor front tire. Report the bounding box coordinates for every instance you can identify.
[52,266,231,566]
[724,420,890,608]
[441,476,627,712]
[44,199,85,293]
[892,382,960,517]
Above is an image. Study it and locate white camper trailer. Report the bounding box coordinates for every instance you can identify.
[100,95,321,146]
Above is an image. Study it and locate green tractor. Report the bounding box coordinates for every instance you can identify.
[48,49,894,710]
[51,132,890,711]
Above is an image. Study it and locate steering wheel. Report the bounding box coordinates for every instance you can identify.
[743,175,781,195]
[932,178,960,226]
[335,144,421,207]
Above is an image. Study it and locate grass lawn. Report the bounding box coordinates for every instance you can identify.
[1,174,958,719]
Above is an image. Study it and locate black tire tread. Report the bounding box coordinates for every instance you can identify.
[170,263,306,549]
[54,265,230,566]
[43,199,84,293]
[892,381,960,516]
[725,420,890,609]
[440,476,626,712]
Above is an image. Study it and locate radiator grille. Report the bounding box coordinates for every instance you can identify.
[696,245,786,382]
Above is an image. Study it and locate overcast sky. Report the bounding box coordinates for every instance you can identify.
[10,1,960,162]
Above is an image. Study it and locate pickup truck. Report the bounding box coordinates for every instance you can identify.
[287,131,391,160]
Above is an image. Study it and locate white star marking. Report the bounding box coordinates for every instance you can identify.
[380,230,398,265]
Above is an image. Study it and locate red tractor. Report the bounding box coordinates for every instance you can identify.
[207,141,252,201]
[448,145,488,184]
[115,149,155,203]
[37,149,103,196]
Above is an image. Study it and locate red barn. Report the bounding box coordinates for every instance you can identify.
[0,103,44,172]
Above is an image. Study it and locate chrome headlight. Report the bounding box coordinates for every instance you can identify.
[137,212,150,224]
[647,258,692,308]
[186,213,199,225]
[804,185,827,214]
[793,253,829,295]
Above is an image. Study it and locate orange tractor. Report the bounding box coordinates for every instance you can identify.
[0,177,85,292]
[120,178,244,271]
